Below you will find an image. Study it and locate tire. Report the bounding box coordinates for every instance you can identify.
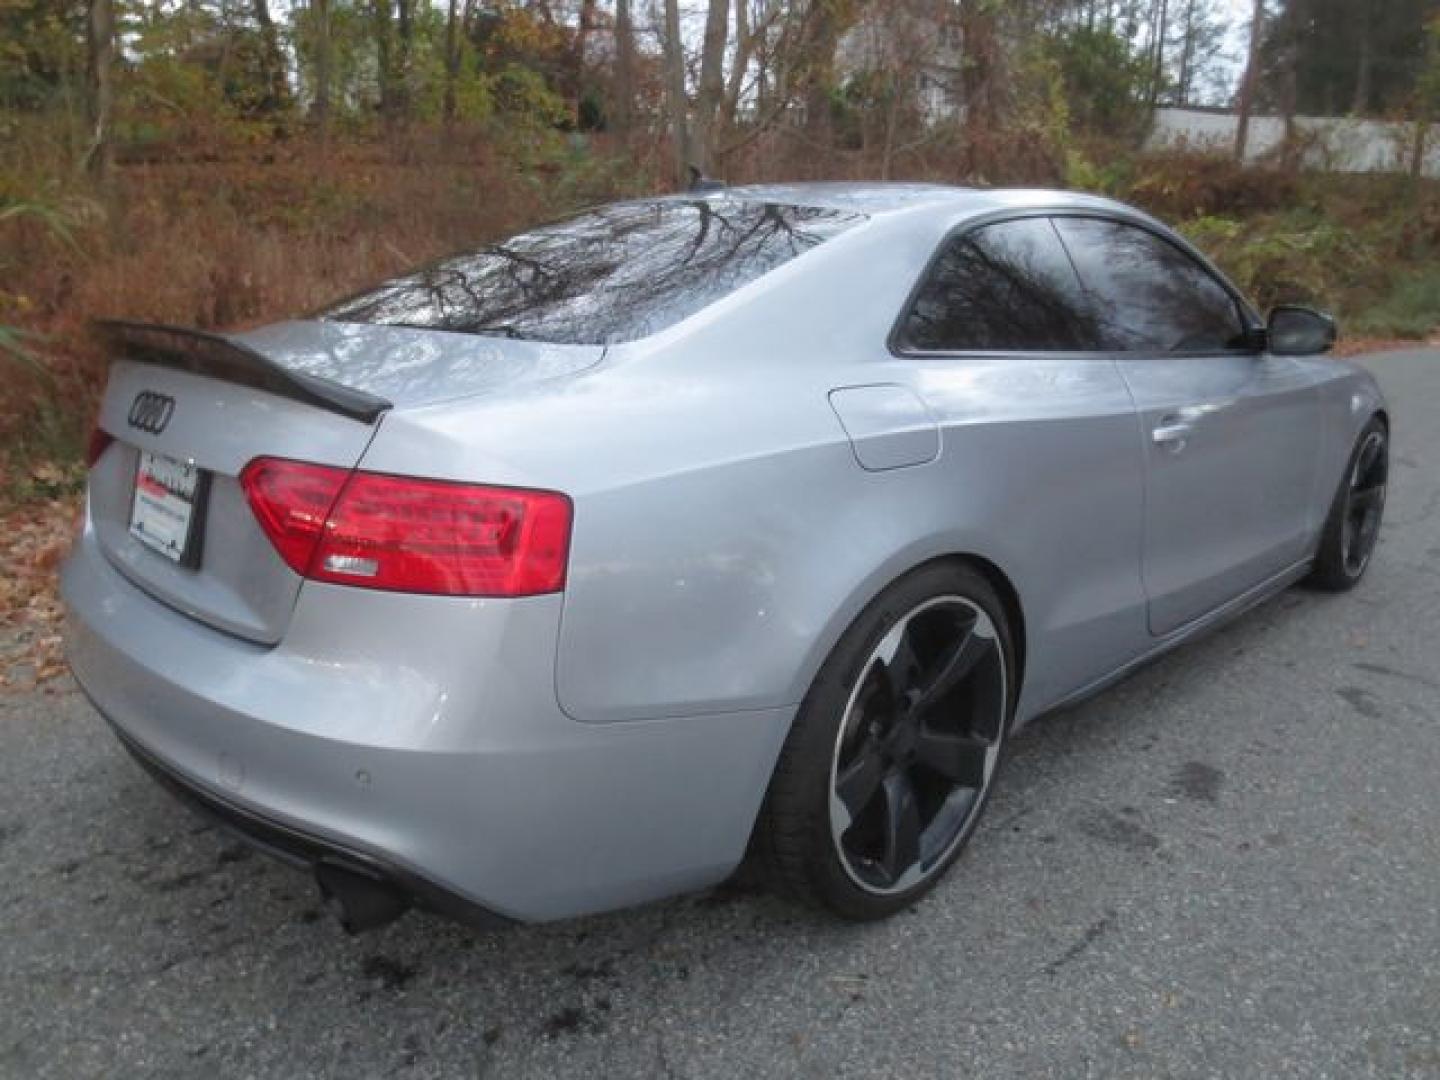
[1307,417,1388,592]
[754,561,1016,920]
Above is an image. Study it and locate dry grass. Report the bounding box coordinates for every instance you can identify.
[0,136,640,464]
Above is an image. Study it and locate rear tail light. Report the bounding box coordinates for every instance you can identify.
[86,428,115,468]
[240,457,572,597]
[240,458,349,576]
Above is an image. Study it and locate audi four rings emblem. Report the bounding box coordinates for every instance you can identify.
[127,391,176,435]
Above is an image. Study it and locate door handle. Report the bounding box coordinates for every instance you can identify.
[1151,419,1194,449]
[1153,402,1216,450]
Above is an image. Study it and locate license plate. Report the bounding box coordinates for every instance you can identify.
[129,450,206,565]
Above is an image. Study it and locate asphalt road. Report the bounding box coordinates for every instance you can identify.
[3,349,1438,1080]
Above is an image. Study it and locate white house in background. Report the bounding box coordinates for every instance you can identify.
[1148,106,1440,178]
[836,8,966,122]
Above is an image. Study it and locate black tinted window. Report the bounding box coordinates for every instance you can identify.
[898,218,1101,352]
[1053,217,1247,352]
[322,200,862,345]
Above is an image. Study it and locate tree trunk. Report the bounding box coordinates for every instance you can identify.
[1233,0,1264,164]
[1147,0,1169,107]
[961,0,1003,177]
[1351,21,1372,116]
[801,0,840,144]
[574,0,597,99]
[721,0,753,133]
[252,0,290,114]
[1414,13,1440,181]
[662,0,689,186]
[394,0,413,121]
[692,0,730,173]
[312,0,333,144]
[1279,20,1299,171]
[614,0,636,136]
[443,0,460,125]
[374,0,394,125]
[84,0,114,180]
[1176,0,1195,105]
[880,74,899,180]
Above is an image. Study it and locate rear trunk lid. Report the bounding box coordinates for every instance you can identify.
[88,321,602,644]
[233,320,604,409]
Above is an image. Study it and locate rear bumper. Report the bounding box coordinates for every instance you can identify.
[62,523,793,923]
[100,706,509,931]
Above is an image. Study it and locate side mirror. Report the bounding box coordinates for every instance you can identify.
[1266,305,1337,356]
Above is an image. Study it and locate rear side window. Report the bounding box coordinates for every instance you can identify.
[322,200,863,345]
[897,217,1101,352]
[1052,217,1248,352]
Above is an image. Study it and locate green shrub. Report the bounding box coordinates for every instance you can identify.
[1348,268,1440,339]
[1181,210,1372,311]
[1128,152,1301,218]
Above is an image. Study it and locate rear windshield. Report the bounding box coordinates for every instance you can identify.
[322,199,865,345]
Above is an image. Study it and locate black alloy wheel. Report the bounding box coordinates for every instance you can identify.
[755,561,1015,919]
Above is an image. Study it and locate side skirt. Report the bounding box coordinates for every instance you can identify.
[1025,558,1314,724]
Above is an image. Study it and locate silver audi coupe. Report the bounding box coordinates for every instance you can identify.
[63,183,1388,931]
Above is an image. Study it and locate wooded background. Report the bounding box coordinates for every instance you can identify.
[2,0,1439,499]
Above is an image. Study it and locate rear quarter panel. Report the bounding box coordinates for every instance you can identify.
[363,206,1152,726]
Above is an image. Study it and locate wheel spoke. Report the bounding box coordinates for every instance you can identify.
[881,626,922,698]
[1355,438,1382,480]
[914,729,989,787]
[835,748,886,821]
[912,627,990,715]
[879,770,922,884]
[1350,486,1384,512]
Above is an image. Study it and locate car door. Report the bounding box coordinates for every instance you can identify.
[885,214,1150,710]
[1053,215,1323,637]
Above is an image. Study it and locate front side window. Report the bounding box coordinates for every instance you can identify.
[322,200,863,345]
[897,217,1101,352]
[1052,217,1249,353]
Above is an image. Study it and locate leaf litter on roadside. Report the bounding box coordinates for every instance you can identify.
[1,494,79,691]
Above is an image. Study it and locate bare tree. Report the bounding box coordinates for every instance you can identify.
[1234,0,1264,163]
[252,0,290,113]
[571,0,597,125]
[443,0,460,124]
[84,0,115,180]
[692,0,731,173]
[1147,0,1169,106]
[312,0,333,143]
[1351,20,1372,115]
[662,0,689,185]
[614,0,636,136]
[961,0,1005,177]
[1412,15,1440,180]
[374,0,395,124]
[799,0,843,142]
[395,0,414,121]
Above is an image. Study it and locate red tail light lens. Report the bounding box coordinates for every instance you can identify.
[240,458,349,576]
[86,428,115,468]
[241,457,572,597]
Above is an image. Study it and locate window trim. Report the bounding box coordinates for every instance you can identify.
[886,206,1264,361]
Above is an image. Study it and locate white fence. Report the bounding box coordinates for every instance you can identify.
[1147,106,1440,178]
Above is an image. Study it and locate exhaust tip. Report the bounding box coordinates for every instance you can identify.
[315,859,411,934]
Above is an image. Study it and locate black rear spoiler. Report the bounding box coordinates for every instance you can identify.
[94,320,392,424]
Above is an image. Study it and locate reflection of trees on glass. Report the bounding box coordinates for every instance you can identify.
[901,218,1103,352]
[1052,218,1248,353]
[323,200,863,345]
